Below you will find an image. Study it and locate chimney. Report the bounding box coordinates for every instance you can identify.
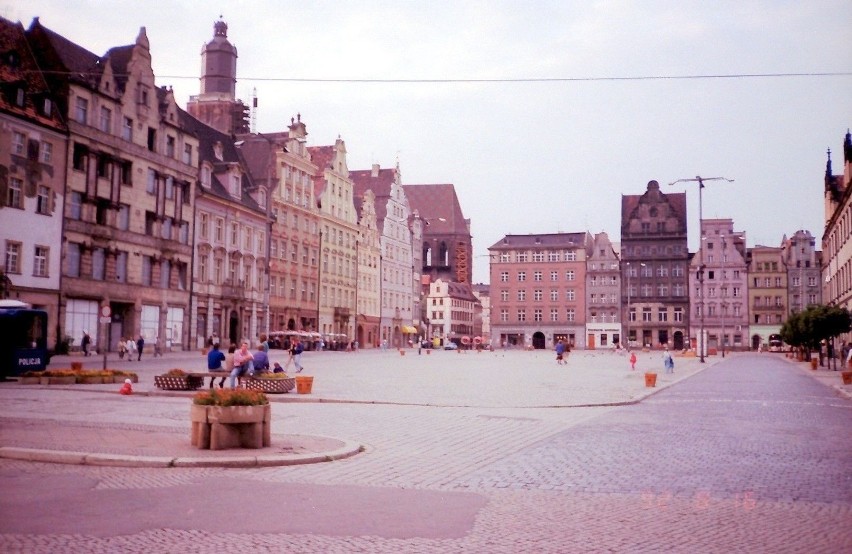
[371,163,380,177]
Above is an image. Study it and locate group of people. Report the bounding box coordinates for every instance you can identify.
[117,336,149,361]
[206,334,305,389]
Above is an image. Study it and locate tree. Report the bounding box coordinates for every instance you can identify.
[781,305,851,367]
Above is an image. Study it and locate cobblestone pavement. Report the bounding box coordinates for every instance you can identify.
[1,351,850,552]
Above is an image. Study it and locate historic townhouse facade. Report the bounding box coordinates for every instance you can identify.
[621,180,690,350]
[264,116,320,336]
[585,232,621,349]
[28,21,198,352]
[822,131,852,347]
[182,113,267,349]
[0,17,68,350]
[689,219,749,354]
[489,233,591,350]
[425,279,478,346]
[351,163,415,347]
[747,245,787,349]
[309,139,358,342]
[355,189,381,348]
[782,229,822,315]
[471,283,490,343]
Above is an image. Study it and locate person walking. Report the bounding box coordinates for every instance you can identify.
[663,348,674,374]
[118,338,127,360]
[555,340,566,365]
[136,335,145,361]
[293,339,305,373]
[125,337,136,361]
[81,331,91,357]
[629,351,637,371]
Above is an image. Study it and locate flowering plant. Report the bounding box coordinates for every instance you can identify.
[192,388,268,406]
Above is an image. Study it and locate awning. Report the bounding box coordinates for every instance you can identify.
[401,325,417,334]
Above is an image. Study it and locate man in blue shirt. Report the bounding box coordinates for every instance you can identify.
[206,344,227,389]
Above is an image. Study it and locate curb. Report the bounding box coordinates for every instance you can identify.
[0,437,363,469]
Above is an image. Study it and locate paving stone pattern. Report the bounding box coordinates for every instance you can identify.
[1,351,850,552]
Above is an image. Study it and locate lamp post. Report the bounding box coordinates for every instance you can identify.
[721,301,727,358]
[669,176,734,363]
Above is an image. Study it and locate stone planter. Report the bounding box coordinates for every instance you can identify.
[78,375,104,385]
[47,376,77,385]
[841,371,852,386]
[644,372,657,388]
[154,374,203,391]
[191,404,271,450]
[244,377,295,394]
[19,376,42,385]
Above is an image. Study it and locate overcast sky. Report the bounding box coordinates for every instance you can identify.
[6,1,851,283]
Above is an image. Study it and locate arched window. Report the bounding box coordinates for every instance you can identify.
[424,246,432,266]
[439,242,448,266]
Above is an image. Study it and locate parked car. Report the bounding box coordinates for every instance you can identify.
[444,342,458,350]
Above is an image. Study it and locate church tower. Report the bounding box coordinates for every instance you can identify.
[186,19,248,135]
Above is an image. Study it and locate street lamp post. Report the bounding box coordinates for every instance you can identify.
[669,176,734,363]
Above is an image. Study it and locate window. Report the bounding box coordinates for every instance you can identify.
[517,290,526,301]
[517,271,526,282]
[533,271,542,281]
[12,131,25,155]
[183,144,192,164]
[214,217,224,242]
[122,117,133,141]
[565,251,576,261]
[500,308,508,322]
[115,251,127,283]
[551,271,558,281]
[565,270,575,281]
[7,178,23,209]
[166,136,176,158]
[160,259,171,288]
[658,308,667,322]
[566,289,575,301]
[500,271,508,282]
[36,185,50,215]
[147,127,157,151]
[165,176,174,199]
[201,165,212,188]
[550,308,559,321]
[516,252,528,262]
[99,106,111,133]
[147,169,157,194]
[91,248,105,280]
[230,222,239,246]
[532,252,544,262]
[40,141,52,164]
[517,309,526,322]
[5,241,22,273]
[550,289,558,301]
[548,251,560,262]
[161,217,172,240]
[566,308,575,322]
[534,309,543,322]
[68,192,82,220]
[499,253,510,262]
[141,256,152,286]
[66,243,80,277]
[673,308,683,322]
[642,308,652,322]
[75,97,88,124]
[500,290,509,301]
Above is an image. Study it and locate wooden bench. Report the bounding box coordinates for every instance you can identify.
[188,371,230,389]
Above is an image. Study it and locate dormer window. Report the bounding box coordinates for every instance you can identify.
[201,165,211,188]
[213,141,224,161]
[15,88,24,107]
[229,174,240,197]
[43,98,52,117]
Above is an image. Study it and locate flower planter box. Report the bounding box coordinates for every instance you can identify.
[295,375,314,394]
[78,375,104,385]
[154,374,203,391]
[191,404,271,450]
[19,376,42,385]
[244,377,295,394]
[48,376,77,385]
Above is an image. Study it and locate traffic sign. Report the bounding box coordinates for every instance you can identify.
[101,305,111,317]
